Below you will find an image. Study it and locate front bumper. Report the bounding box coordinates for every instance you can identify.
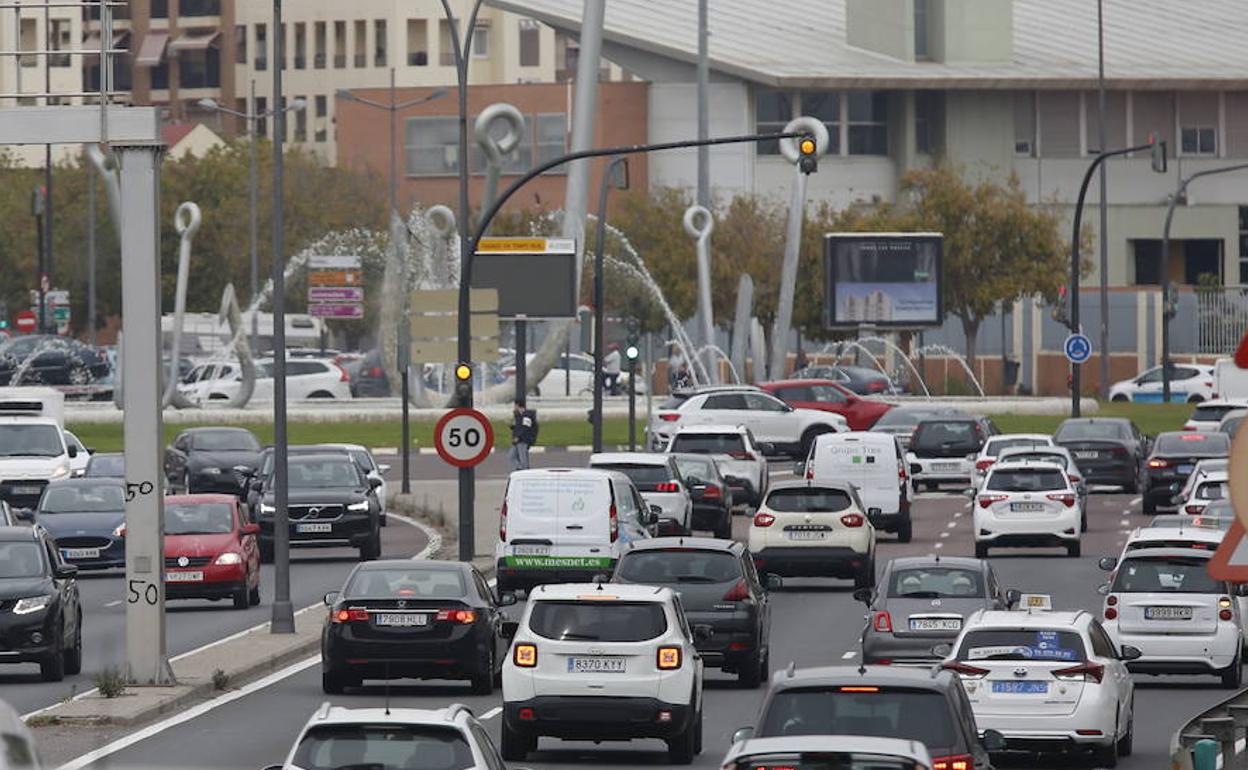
[504,696,692,740]
[752,546,870,578]
[258,513,374,549]
[53,538,125,570]
[0,609,61,663]
[164,563,249,600]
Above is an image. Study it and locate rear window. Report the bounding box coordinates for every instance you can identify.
[1125,539,1214,552]
[191,430,260,451]
[758,688,958,752]
[660,394,691,409]
[986,437,1047,456]
[765,487,853,513]
[911,421,980,451]
[528,600,667,642]
[1000,452,1068,470]
[1055,421,1129,442]
[672,455,717,481]
[593,463,670,489]
[615,550,742,584]
[1156,433,1230,456]
[1111,556,1225,594]
[345,568,467,599]
[984,468,1066,492]
[669,433,744,455]
[39,483,125,513]
[292,724,474,770]
[1196,481,1226,500]
[956,629,1086,662]
[1193,405,1241,422]
[888,567,984,598]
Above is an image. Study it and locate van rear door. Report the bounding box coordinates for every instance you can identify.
[507,474,612,552]
[815,433,899,515]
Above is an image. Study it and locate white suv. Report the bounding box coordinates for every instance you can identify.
[972,433,1054,489]
[500,582,705,764]
[748,479,876,589]
[648,386,846,457]
[973,461,1082,558]
[266,702,507,770]
[0,416,76,511]
[665,425,769,507]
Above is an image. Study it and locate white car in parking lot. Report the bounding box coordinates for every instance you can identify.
[588,452,693,536]
[973,461,1082,558]
[748,479,876,589]
[648,386,846,457]
[179,358,352,403]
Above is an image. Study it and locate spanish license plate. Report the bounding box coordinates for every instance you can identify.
[1074,451,1098,460]
[295,522,332,534]
[787,530,826,541]
[512,545,551,556]
[374,613,429,627]
[62,548,100,560]
[1146,606,1193,620]
[1010,502,1045,512]
[933,463,960,472]
[10,485,41,496]
[909,618,962,632]
[992,680,1048,694]
[165,571,203,583]
[567,656,626,674]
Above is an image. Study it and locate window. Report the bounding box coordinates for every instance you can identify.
[1112,555,1225,594]
[1088,622,1118,659]
[535,113,567,171]
[617,550,743,584]
[254,23,267,71]
[913,0,930,60]
[889,567,985,598]
[293,22,306,69]
[345,567,466,598]
[18,19,35,67]
[668,433,745,455]
[50,19,71,67]
[1132,239,1163,286]
[915,91,942,155]
[179,46,220,88]
[333,21,346,68]
[471,23,490,58]
[847,91,889,155]
[353,21,366,68]
[313,22,326,69]
[528,601,667,642]
[1182,127,1217,155]
[755,88,793,155]
[374,20,387,67]
[438,19,455,66]
[763,487,853,513]
[235,25,246,64]
[1180,92,1218,156]
[957,629,1087,662]
[1038,91,1081,157]
[1084,91,1126,153]
[810,385,848,404]
[406,116,460,175]
[799,91,841,155]
[255,96,268,137]
[314,95,327,142]
[179,0,219,15]
[407,19,428,66]
[293,725,474,770]
[519,18,541,67]
[746,393,787,412]
[759,688,957,749]
[703,393,749,410]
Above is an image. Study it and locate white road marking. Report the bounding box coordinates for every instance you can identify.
[953,512,963,519]
[1130,497,1142,506]
[946,521,957,529]
[104,600,122,608]
[841,651,856,659]
[1121,510,1132,517]
[940,532,950,539]
[480,707,503,721]
[934,542,944,549]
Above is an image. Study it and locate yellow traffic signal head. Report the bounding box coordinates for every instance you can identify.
[799,138,817,156]
[455,363,472,382]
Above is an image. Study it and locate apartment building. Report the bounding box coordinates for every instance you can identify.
[0,1,86,164]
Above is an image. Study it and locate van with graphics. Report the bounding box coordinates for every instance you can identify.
[805,431,912,542]
[495,468,656,593]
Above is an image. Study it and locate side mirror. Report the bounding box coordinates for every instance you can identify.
[981,729,1007,753]
[910,463,922,475]
[496,591,518,607]
[53,564,78,579]
[86,447,96,456]
[66,445,78,459]
[851,587,873,605]
[692,624,714,643]
[759,443,776,455]
[963,488,976,499]
[1119,644,1143,662]
[378,464,391,474]
[1098,556,1118,572]
[1236,583,1248,598]
[649,504,663,516]
[1168,482,1181,494]
[930,642,953,658]
[765,573,783,591]
[867,506,882,518]
[1004,589,1021,608]
[501,620,520,641]
[322,591,339,606]
[1096,582,1111,596]
[232,465,253,476]
[731,727,754,745]
[368,477,383,490]
[241,523,260,536]
[793,461,807,475]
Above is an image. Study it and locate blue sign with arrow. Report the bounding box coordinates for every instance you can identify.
[1064,333,1092,364]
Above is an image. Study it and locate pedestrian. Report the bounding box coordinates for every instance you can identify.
[795,347,809,373]
[673,361,693,391]
[509,399,538,471]
[667,344,686,390]
[604,343,622,395]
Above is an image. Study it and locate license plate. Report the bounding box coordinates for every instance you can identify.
[1178,465,1194,475]
[787,530,826,540]
[1074,451,1098,460]
[10,485,41,495]
[62,548,100,560]
[1146,606,1193,620]
[165,571,203,583]
[512,545,551,556]
[295,522,332,534]
[567,656,626,674]
[909,618,962,632]
[374,613,429,627]
[933,463,960,472]
[992,680,1048,694]
[1010,502,1045,512]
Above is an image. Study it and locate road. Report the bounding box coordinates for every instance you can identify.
[60,485,1233,770]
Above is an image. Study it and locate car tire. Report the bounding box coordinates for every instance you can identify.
[1095,734,1119,768]
[1221,652,1243,689]
[1066,541,1082,558]
[248,585,261,606]
[500,722,534,762]
[974,542,989,559]
[471,649,495,695]
[1118,705,1134,756]
[63,613,83,676]
[896,519,912,543]
[693,705,703,755]
[1080,512,1088,533]
[799,428,831,460]
[321,669,346,695]
[666,707,699,765]
[1142,497,1156,517]
[738,650,765,689]
[1189,395,1205,404]
[1111,394,1129,402]
[40,646,65,683]
[911,480,921,495]
[853,562,875,590]
[232,584,249,610]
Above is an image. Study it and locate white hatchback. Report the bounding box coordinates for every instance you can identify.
[500,583,704,764]
[972,434,1054,489]
[748,480,876,589]
[973,461,1082,558]
[1108,363,1216,404]
[1184,399,1248,432]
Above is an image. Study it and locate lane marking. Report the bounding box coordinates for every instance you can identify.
[1121,510,1132,517]
[946,521,957,529]
[953,512,963,519]
[1130,497,1142,506]
[940,532,950,539]
[841,651,856,659]
[934,542,944,549]
[480,706,502,721]
[104,600,122,608]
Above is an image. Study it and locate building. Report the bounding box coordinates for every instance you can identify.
[0,1,86,165]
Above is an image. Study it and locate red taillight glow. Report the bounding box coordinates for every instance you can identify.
[897,463,907,482]
[978,494,1008,509]
[1053,662,1105,684]
[1148,459,1169,468]
[806,465,814,480]
[840,513,865,527]
[655,482,680,493]
[1221,609,1234,621]
[337,364,350,382]
[368,367,383,378]
[722,579,749,602]
[333,608,370,623]
[840,686,880,692]
[1106,595,1118,606]
[872,611,892,632]
[435,609,477,624]
[514,644,537,667]
[753,512,776,527]
[1181,434,1208,442]
[658,413,681,422]
[1046,493,1076,507]
[940,661,989,678]
[609,504,619,542]
[1104,606,1118,620]
[975,459,995,471]
[499,500,508,541]
[933,755,973,770]
[1186,504,1205,515]
[703,484,721,499]
[657,646,682,669]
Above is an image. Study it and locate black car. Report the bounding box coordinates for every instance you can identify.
[671,453,734,538]
[164,427,263,495]
[613,537,775,687]
[245,445,363,514]
[320,560,514,694]
[1142,431,1231,516]
[255,453,382,561]
[908,416,996,492]
[83,452,124,478]
[870,406,968,452]
[794,364,900,395]
[33,479,127,570]
[0,526,81,681]
[349,349,391,398]
[1053,417,1148,492]
[0,335,111,387]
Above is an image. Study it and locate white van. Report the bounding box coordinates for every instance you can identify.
[495,468,655,593]
[804,431,911,542]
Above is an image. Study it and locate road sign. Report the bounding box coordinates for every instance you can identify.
[308,287,364,302]
[407,288,500,363]
[307,254,362,270]
[309,270,361,286]
[14,310,36,333]
[434,408,495,468]
[471,237,578,318]
[309,303,365,319]
[1064,333,1092,364]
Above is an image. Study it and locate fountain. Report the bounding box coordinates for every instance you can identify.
[912,343,986,397]
[855,335,932,399]
[696,344,742,384]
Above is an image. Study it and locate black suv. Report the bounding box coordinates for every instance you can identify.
[613,537,777,687]
[255,453,383,561]
[164,427,263,495]
[909,417,997,493]
[1142,431,1231,516]
[734,665,1003,770]
[0,526,81,681]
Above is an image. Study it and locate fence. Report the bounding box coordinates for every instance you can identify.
[1197,286,1248,355]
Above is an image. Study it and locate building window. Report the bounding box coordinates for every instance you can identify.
[407,19,428,66]
[847,91,889,155]
[438,20,455,66]
[353,21,366,68]
[406,113,564,176]
[314,22,326,69]
[315,95,328,142]
[1181,126,1217,155]
[151,0,168,18]
[294,101,307,142]
[179,0,220,16]
[179,45,220,88]
[471,23,490,58]
[799,91,840,155]
[293,22,306,69]
[535,113,567,172]
[1133,240,1163,286]
[50,19,71,67]
[915,91,942,155]
[519,19,541,67]
[914,0,930,60]
[254,23,267,71]
[1013,92,1036,156]
[18,19,35,67]
[374,20,387,67]
[333,21,346,68]
[1239,206,1248,284]
[1037,91,1081,157]
[755,89,793,155]
[1179,92,1218,157]
[255,97,267,137]
[469,115,530,174]
[235,25,246,64]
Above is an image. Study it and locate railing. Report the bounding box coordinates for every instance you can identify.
[1196,286,1248,355]
[1171,688,1248,769]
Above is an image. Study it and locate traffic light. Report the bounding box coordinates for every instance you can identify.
[1149,133,1167,174]
[1051,285,1071,328]
[797,135,818,175]
[453,362,473,407]
[625,318,640,360]
[1164,286,1179,319]
[625,344,639,362]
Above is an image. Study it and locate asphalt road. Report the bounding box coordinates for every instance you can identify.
[61,487,1235,770]
[5,516,430,716]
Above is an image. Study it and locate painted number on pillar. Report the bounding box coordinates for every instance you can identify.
[127,579,159,606]
[125,481,155,501]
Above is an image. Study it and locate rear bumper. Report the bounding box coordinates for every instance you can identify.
[324,630,489,678]
[685,611,758,669]
[691,503,730,531]
[861,629,956,664]
[975,511,1079,546]
[752,546,869,578]
[503,696,692,740]
[1110,629,1239,673]
[974,705,1116,749]
[165,577,247,601]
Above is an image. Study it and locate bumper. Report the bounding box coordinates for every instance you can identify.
[752,546,870,578]
[1079,462,1137,486]
[691,503,729,531]
[0,613,60,663]
[259,515,373,549]
[187,472,247,495]
[165,564,249,600]
[909,459,973,484]
[972,702,1116,751]
[867,503,909,533]
[495,559,616,592]
[324,630,489,679]
[1109,628,1239,673]
[975,512,1080,547]
[503,696,692,740]
[862,630,956,665]
[685,611,758,670]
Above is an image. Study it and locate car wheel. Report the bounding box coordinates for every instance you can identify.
[68,366,90,386]
[232,584,249,610]
[1118,703,1134,757]
[693,704,703,755]
[738,650,765,689]
[471,648,495,695]
[853,561,875,590]
[666,707,698,764]
[500,722,534,762]
[896,519,912,543]
[321,669,346,695]
[63,612,83,676]
[1111,394,1129,403]
[1080,512,1088,533]
[248,584,261,606]
[40,645,65,683]
[1189,395,1205,404]
[307,391,333,399]
[1066,540,1082,558]
[799,428,830,459]
[911,480,921,495]
[974,542,989,559]
[1221,652,1243,689]
[1094,726,1119,767]
[1142,497,1156,517]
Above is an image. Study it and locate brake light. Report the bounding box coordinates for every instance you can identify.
[657,646,682,669]
[609,504,618,543]
[332,608,370,623]
[805,465,814,480]
[499,500,508,541]
[1182,426,1197,431]
[1221,609,1234,621]
[514,643,537,667]
[656,482,680,493]
[1069,474,1081,482]
[753,512,776,527]
[975,459,995,472]
[872,611,892,632]
[978,494,1008,509]
[840,513,864,527]
[940,661,989,678]
[1181,434,1207,442]
[435,609,477,624]
[932,755,973,770]
[702,484,721,499]
[1104,604,1118,620]
[1046,493,1076,507]
[729,451,757,461]
[1109,446,1129,456]
[897,462,907,482]
[659,413,681,422]
[1186,504,1205,515]
[368,367,383,378]
[1106,595,1118,606]
[1053,662,1105,684]
[337,364,350,382]
[1148,459,1169,468]
[723,579,749,601]
[840,686,880,692]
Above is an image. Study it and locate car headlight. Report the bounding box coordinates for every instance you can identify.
[13,595,51,615]
[259,503,275,514]
[113,523,126,538]
[201,467,221,475]
[50,464,70,479]
[214,552,243,566]
[347,501,370,512]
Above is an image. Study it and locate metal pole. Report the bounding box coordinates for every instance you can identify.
[87,159,96,346]
[592,157,625,453]
[696,0,709,209]
[388,67,398,221]
[628,355,636,451]
[1096,0,1111,400]
[34,198,43,331]
[515,318,527,403]
[770,166,808,378]
[249,79,259,353]
[561,0,606,285]
[270,0,295,634]
[42,8,51,334]
[391,67,413,497]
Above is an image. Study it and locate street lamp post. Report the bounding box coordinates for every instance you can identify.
[592,156,628,453]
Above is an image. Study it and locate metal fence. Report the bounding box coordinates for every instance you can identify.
[1197,286,1248,355]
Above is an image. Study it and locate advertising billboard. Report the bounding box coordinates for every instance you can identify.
[471,238,578,319]
[825,233,943,328]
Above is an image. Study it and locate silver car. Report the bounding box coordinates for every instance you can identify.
[588,452,693,536]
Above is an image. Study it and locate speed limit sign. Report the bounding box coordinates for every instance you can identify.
[434,408,495,468]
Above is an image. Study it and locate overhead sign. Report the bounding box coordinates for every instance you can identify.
[14,311,36,333]
[307,255,364,319]
[308,254,362,270]
[309,304,364,319]
[434,408,495,468]
[407,288,500,363]
[308,287,364,302]
[471,237,577,319]
[1064,333,1092,364]
[825,233,943,328]
[309,270,361,286]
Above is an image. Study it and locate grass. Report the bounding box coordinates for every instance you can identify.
[988,401,1193,437]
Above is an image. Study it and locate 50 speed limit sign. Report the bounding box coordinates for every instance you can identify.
[434,408,495,468]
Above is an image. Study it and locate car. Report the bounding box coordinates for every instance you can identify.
[1183,399,1248,432]
[1142,431,1231,516]
[1218,408,1248,439]
[62,431,91,477]
[0,500,14,526]
[648,385,847,458]
[665,425,770,508]
[669,453,734,538]
[855,556,1016,666]
[793,364,900,395]
[804,431,912,542]
[971,433,1054,489]
[178,357,352,403]
[162,494,262,609]
[940,607,1136,765]
[720,736,933,770]
[1100,547,1244,687]
[267,702,510,770]
[973,461,1082,558]
[613,537,776,687]
[870,405,968,452]
[246,444,361,514]
[906,416,996,492]
[306,444,391,521]
[83,451,124,478]
[731,665,1003,770]
[1108,363,1215,403]
[255,453,383,562]
[0,335,111,387]
[164,427,263,496]
[759,379,892,430]
[588,452,693,536]
[995,445,1088,512]
[0,415,79,511]
[500,582,705,763]
[1181,499,1236,530]
[749,479,876,588]
[347,349,391,397]
[0,526,81,682]
[320,560,515,694]
[1053,417,1148,492]
[33,478,126,570]
[1174,467,1227,516]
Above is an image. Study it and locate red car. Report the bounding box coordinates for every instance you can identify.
[163,494,261,609]
[760,379,892,431]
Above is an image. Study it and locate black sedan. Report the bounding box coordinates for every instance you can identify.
[1053,417,1148,492]
[321,560,513,694]
[613,537,776,687]
[671,453,733,538]
[0,526,81,681]
[164,427,263,496]
[32,479,126,570]
[1143,431,1231,516]
[0,335,110,387]
[255,453,382,562]
[84,452,124,478]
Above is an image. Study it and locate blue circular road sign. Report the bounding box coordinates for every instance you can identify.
[1064,333,1092,364]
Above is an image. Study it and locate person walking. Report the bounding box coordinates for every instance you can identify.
[509,399,538,471]
[667,344,686,391]
[604,343,622,395]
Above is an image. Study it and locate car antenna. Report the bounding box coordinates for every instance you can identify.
[785,661,795,679]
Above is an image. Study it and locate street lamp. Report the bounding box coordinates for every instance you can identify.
[197,90,306,353]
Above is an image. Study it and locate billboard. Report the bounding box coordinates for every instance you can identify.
[471,238,577,319]
[824,233,943,328]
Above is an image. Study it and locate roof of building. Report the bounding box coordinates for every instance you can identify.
[488,0,1248,88]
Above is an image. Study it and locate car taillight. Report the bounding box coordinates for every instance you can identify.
[1148,459,1169,468]
[1109,446,1129,456]
[978,494,1008,509]
[337,364,349,382]
[609,504,618,542]
[872,611,892,632]
[332,608,370,623]
[897,463,907,482]
[722,579,749,601]
[805,464,814,480]
[1186,504,1205,515]
[940,661,989,678]
[1220,597,1234,621]
[658,413,681,422]
[436,609,477,624]
[656,482,680,493]
[702,484,721,499]
[369,367,383,378]
[1069,474,1081,482]
[840,513,864,527]
[932,754,973,770]
[1053,662,1105,684]
[499,501,508,541]
[1221,608,1234,621]
[1104,596,1118,620]
[1182,426,1197,431]
[868,381,886,392]
[729,451,756,461]
[753,512,775,527]
[1046,493,1076,507]
[657,646,682,670]
[975,459,995,472]
[514,643,537,667]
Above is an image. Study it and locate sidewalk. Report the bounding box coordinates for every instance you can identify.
[395,479,507,567]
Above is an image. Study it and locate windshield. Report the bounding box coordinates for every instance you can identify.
[985,468,1067,492]
[616,549,741,583]
[0,424,63,457]
[765,487,852,513]
[1156,433,1230,456]
[911,421,980,452]
[291,724,474,770]
[288,459,362,488]
[673,455,716,481]
[758,689,958,752]
[345,568,466,599]
[888,567,984,598]
[1055,421,1129,442]
[191,431,260,452]
[348,449,375,472]
[164,503,234,535]
[1193,405,1242,421]
[957,629,1087,662]
[86,454,125,477]
[1000,452,1068,469]
[1112,556,1225,593]
[528,601,667,642]
[1196,481,1226,500]
[0,542,46,578]
[39,483,124,513]
[669,433,744,454]
[732,753,920,770]
[874,409,950,429]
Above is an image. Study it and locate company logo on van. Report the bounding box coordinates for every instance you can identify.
[505,555,614,569]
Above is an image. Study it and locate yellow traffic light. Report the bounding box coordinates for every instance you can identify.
[797,135,818,175]
[799,138,816,155]
[455,363,472,382]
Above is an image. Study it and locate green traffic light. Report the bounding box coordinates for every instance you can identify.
[625,345,639,360]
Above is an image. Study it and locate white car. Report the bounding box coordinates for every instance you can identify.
[804,431,912,542]
[941,607,1136,765]
[972,433,1054,489]
[0,416,76,511]
[996,445,1088,512]
[906,416,997,492]
[1176,468,1227,516]
[1217,409,1248,438]
[721,736,932,770]
[179,357,352,403]
[648,386,847,457]
[62,430,91,477]
[748,479,876,589]
[270,702,509,770]
[500,583,704,763]
[973,461,1082,558]
[1101,547,1244,687]
[1108,363,1215,404]
[665,424,769,507]
[588,452,693,536]
[1173,459,1228,514]
[1183,399,1248,432]
[501,352,644,397]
